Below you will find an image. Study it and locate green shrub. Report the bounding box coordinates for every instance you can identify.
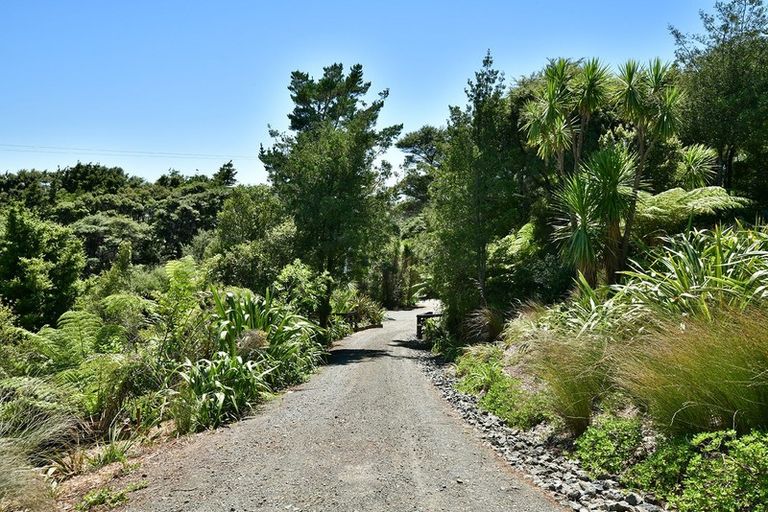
[623,437,694,500]
[455,345,503,394]
[0,208,86,330]
[272,259,332,319]
[480,375,549,429]
[672,430,768,512]
[575,416,643,477]
[618,223,768,319]
[456,347,549,429]
[175,352,270,432]
[211,288,325,388]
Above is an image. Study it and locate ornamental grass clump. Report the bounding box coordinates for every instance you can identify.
[618,309,768,435]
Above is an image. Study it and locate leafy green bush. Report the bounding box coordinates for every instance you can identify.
[272,259,332,319]
[619,223,768,319]
[456,347,549,429]
[0,208,86,329]
[455,345,503,394]
[623,437,693,500]
[175,352,270,432]
[672,430,768,512]
[634,186,749,240]
[211,288,325,388]
[480,375,549,429]
[575,416,643,476]
[486,222,571,307]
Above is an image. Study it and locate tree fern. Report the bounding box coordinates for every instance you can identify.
[635,186,750,240]
[56,311,103,360]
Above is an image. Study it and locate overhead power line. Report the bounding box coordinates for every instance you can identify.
[0,143,261,160]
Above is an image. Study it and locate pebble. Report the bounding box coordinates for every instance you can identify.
[418,355,667,512]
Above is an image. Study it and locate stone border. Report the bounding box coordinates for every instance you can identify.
[418,355,666,512]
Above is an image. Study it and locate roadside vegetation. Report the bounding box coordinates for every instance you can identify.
[3,0,768,510]
[420,2,768,511]
[0,66,401,510]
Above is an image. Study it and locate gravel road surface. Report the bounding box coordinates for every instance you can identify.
[123,305,562,512]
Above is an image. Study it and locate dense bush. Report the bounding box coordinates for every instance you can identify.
[0,208,85,329]
[672,430,768,512]
[175,353,270,432]
[575,416,643,476]
[455,346,549,429]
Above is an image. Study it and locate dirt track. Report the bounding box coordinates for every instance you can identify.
[122,305,562,512]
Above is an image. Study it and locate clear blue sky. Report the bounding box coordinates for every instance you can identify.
[0,1,712,184]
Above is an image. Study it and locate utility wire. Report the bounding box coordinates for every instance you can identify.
[0,143,261,160]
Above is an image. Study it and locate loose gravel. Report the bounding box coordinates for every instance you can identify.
[418,355,668,512]
[120,307,562,512]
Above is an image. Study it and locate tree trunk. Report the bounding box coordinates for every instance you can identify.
[619,131,648,272]
[724,146,736,191]
[605,220,621,284]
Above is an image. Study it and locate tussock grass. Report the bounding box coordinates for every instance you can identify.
[534,333,611,435]
[619,309,768,435]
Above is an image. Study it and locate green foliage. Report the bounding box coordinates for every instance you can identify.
[455,346,549,429]
[261,63,400,283]
[154,257,212,361]
[0,208,86,329]
[272,259,332,319]
[634,186,750,239]
[623,438,694,500]
[672,0,768,195]
[207,220,297,295]
[72,213,154,273]
[619,224,768,319]
[75,481,147,511]
[427,53,527,331]
[675,144,718,189]
[479,375,549,430]
[455,345,504,394]
[575,416,643,476]
[175,352,270,432]
[211,288,325,388]
[214,185,283,251]
[671,430,768,512]
[76,486,128,511]
[87,425,134,468]
[619,309,768,435]
[486,222,572,306]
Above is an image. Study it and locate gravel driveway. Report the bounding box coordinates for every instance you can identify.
[123,305,562,512]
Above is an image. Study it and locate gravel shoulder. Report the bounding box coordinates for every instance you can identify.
[120,305,562,512]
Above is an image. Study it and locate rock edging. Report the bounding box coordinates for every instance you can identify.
[419,355,665,512]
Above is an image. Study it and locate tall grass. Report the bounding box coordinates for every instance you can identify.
[619,309,768,435]
[534,333,611,435]
[0,388,78,511]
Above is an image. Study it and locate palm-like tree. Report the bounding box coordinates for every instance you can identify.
[523,58,612,178]
[522,58,577,177]
[584,147,636,282]
[573,58,610,168]
[555,147,636,285]
[614,58,682,268]
[676,144,718,189]
[555,172,599,286]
